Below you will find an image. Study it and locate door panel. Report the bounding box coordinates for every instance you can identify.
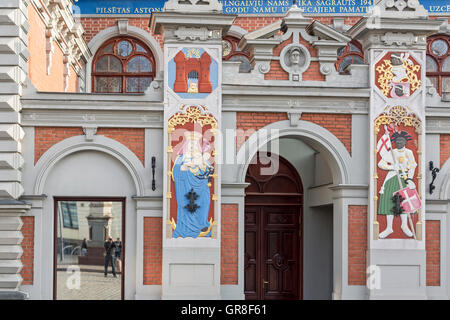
[245,205,301,300]
[263,206,299,300]
[244,153,303,300]
[244,206,260,300]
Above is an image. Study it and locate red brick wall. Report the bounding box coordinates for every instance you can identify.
[34,127,84,164]
[143,217,162,285]
[21,217,34,285]
[265,36,292,80]
[301,113,352,154]
[440,134,450,168]
[34,127,145,165]
[235,112,352,154]
[348,205,367,286]
[426,220,440,287]
[80,18,163,48]
[233,17,282,33]
[221,204,239,285]
[96,128,145,164]
[236,112,288,151]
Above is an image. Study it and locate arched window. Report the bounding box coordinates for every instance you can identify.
[335,40,365,74]
[92,37,156,93]
[222,36,252,73]
[427,35,450,96]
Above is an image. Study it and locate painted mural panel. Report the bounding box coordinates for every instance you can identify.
[375,52,422,99]
[168,48,218,99]
[166,106,218,239]
[374,106,423,239]
[371,49,426,241]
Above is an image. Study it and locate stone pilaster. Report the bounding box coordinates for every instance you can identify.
[0,0,31,298]
[349,0,443,299]
[151,0,235,300]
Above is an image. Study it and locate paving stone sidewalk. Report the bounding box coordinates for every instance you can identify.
[57,269,121,300]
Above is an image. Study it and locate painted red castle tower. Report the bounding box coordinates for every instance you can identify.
[173,50,212,93]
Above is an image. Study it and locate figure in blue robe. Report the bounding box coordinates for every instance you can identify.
[172,137,213,238]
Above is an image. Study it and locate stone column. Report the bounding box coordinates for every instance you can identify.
[151,0,235,299]
[349,0,443,299]
[0,0,30,298]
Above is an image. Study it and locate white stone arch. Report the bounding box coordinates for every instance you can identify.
[86,24,164,93]
[432,159,450,200]
[236,120,352,185]
[33,135,145,196]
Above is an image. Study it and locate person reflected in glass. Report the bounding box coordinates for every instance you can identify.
[104,237,117,277]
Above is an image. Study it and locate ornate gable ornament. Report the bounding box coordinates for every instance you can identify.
[370,0,428,19]
[164,0,222,13]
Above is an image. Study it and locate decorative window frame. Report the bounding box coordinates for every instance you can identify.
[91,36,156,93]
[86,22,164,93]
[335,40,365,74]
[426,34,450,96]
[222,35,252,73]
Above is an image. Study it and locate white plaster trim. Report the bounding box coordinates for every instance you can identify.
[86,25,164,93]
[32,135,145,196]
[226,25,248,39]
[236,120,352,185]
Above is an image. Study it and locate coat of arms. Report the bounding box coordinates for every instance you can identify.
[375,52,421,99]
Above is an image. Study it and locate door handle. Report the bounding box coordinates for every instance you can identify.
[262,280,269,289]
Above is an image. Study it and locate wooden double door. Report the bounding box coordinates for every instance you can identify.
[244,153,303,300]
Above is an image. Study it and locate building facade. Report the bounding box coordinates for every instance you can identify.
[0,0,449,300]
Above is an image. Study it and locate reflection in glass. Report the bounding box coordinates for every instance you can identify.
[127,56,152,73]
[431,39,448,57]
[117,40,132,57]
[426,56,438,72]
[339,55,365,72]
[56,201,123,300]
[126,77,139,92]
[101,43,114,54]
[95,77,122,93]
[443,57,450,72]
[136,44,146,53]
[126,77,153,93]
[443,77,450,93]
[229,55,252,73]
[95,56,121,72]
[127,57,139,72]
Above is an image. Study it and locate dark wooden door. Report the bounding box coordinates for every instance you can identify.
[244,153,303,300]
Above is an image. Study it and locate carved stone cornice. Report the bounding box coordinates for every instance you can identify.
[174,27,221,41]
[150,12,236,42]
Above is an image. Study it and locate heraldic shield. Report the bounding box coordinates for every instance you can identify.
[394,187,422,215]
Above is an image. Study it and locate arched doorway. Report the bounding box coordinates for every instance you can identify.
[244,152,303,300]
